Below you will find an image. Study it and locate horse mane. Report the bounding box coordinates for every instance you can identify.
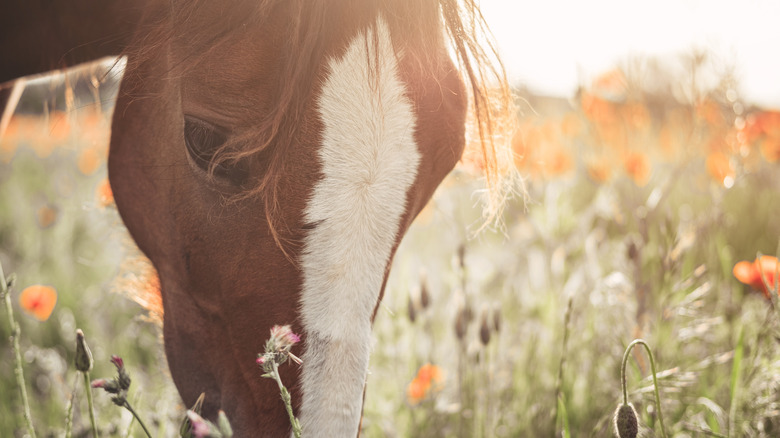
[126,0,516,254]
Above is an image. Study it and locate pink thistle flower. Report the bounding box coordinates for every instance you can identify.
[256,355,266,366]
[91,378,107,388]
[186,410,211,438]
[110,355,124,370]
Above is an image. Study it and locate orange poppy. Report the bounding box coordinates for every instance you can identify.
[705,151,734,185]
[19,285,58,321]
[623,151,651,186]
[733,256,779,299]
[406,363,445,405]
[96,178,114,208]
[78,147,101,175]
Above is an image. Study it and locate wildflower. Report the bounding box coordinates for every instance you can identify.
[19,284,57,321]
[91,378,120,394]
[706,151,735,186]
[186,410,214,438]
[733,255,779,299]
[36,205,58,228]
[258,325,302,373]
[406,363,445,405]
[96,178,114,208]
[75,329,93,372]
[77,147,100,175]
[623,151,651,187]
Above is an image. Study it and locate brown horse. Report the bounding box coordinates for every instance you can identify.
[1,1,513,435]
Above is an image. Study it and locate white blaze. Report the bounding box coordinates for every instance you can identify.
[298,17,419,436]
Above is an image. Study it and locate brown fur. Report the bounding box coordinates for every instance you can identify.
[2,1,514,435]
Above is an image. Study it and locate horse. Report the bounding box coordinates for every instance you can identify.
[1,1,514,435]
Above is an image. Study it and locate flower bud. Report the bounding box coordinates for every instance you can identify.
[613,403,638,438]
[407,294,417,323]
[75,329,93,372]
[217,410,233,437]
[419,273,430,309]
[111,355,132,390]
[91,378,121,394]
[454,306,467,341]
[479,310,491,346]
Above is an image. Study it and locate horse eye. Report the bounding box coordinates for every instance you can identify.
[183,116,248,185]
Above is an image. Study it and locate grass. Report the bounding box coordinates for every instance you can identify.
[1,56,780,437]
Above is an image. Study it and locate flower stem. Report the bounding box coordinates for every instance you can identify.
[620,339,668,438]
[83,372,99,437]
[271,360,301,438]
[122,400,152,438]
[1,263,37,438]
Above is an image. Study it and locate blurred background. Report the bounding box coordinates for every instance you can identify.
[1,1,780,437]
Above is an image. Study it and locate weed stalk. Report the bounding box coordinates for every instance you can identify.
[0,261,37,438]
[620,339,668,438]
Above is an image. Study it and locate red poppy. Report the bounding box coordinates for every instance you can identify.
[733,256,779,299]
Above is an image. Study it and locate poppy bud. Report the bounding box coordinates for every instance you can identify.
[613,403,638,438]
[75,329,93,372]
[479,310,491,346]
[407,294,417,323]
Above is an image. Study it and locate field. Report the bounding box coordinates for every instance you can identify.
[2,54,780,437]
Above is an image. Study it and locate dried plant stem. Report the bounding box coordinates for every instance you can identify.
[83,372,99,437]
[553,297,573,434]
[620,339,668,438]
[0,262,37,438]
[270,360,301,438]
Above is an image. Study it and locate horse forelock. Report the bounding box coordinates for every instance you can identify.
[124,0,514,254]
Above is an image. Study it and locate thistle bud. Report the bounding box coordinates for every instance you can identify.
[91,378,121,394]
[613,403,638,438]
[407,294,417,323]
[479,310,491,346]
[454,306,467,341]
[111,355,132,391]
[419,272,430,309]
[75,329,93,372]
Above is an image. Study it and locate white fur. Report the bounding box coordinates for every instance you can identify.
[297,18,419,436]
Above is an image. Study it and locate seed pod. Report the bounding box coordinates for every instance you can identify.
[419,275,430,310]
[454,306,467,341]
[613,403,638,438]
[407,294,417,323]
[457,244,466,270]
[479,310,491,346]
[74,329,93,373]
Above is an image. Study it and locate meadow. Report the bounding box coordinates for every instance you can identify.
[1,52,780,437]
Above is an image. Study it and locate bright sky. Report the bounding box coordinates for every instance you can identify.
[481,0,780,108]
